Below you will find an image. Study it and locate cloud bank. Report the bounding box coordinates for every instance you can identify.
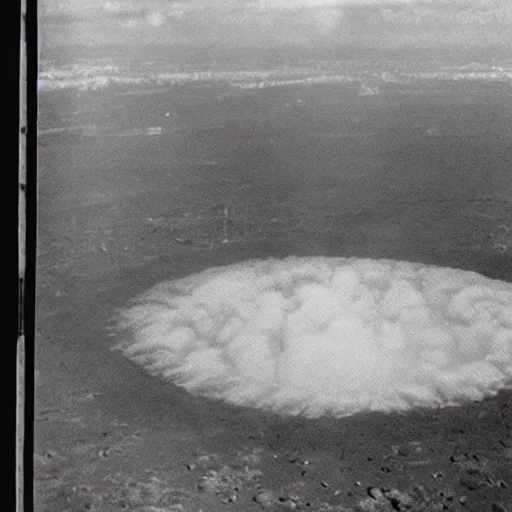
[40,0,512,14]
[40,0,511,51]
[114,257,512,418]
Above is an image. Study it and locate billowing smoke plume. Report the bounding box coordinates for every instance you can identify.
[114,257,512,418]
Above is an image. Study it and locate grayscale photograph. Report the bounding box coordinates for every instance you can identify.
[35,0,511,510]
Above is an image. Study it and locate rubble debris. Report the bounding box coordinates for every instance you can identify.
[254,489,279,509]
[198,465,262,502]
[356,485,451,512]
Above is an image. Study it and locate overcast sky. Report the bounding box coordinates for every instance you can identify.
[41,0,511,13]
[40,0,512,52]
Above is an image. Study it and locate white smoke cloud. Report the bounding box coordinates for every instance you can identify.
[312,7,346,35]
[145,10,166,26]
[113,257,512,418]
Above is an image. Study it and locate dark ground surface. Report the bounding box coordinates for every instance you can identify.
[35,77,512,511]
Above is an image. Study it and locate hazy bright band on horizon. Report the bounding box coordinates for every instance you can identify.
[40,0,512,51]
